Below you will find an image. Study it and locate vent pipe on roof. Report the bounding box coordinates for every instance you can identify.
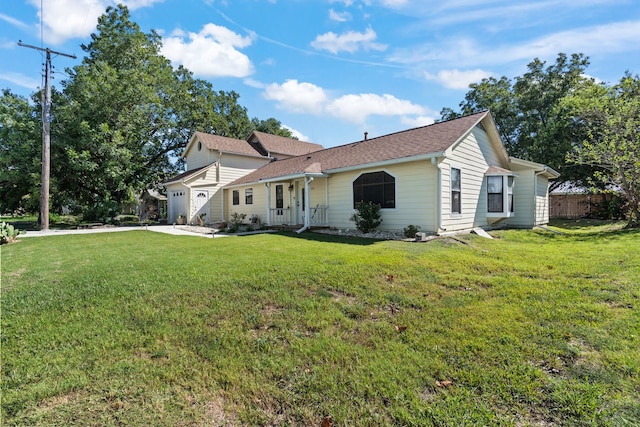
[364,132,368,141]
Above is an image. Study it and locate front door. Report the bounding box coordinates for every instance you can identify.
[193,190,209,223]
[296,182,305,225]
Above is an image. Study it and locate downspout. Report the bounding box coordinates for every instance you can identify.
[296,176,314,234]
[325,177,329,225]
[219,152,225,222]
[265,182,271,226]
[432,157,445,234]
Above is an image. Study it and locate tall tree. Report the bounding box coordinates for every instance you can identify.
[249,117,296,138]
[0,90,41,213]
[440,53,593,188]
[564,73,640,227]
[54,5,252,219]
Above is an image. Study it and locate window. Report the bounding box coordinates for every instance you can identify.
[245,188,253,205]
[232,190,239,205]
[487,176,504,212]
[451,168,461,214]
[353,171,395,208]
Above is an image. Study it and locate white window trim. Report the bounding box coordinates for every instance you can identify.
[449,164,463,218]
[486,173,516,218]
[351,169,398,210]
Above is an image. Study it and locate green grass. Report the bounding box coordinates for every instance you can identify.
[1,222,639,426]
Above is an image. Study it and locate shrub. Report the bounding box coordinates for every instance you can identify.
[403,224,421,238]
[228,212,247,233]
[350,201,382,233]
[0,222,23,244]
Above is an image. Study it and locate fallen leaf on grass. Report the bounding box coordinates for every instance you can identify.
[435,380,453,388]
[321,415,334,427]
[386,274,394,282]
[394,325,407,333]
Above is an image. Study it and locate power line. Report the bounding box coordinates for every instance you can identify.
[18,40,76,231]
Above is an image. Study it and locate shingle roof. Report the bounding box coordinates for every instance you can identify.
[164,165,210,184]
[249,131,324,156]
[193,132,262,157]
[228,111,489,187]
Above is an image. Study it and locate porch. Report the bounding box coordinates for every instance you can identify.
[268,205,328,227]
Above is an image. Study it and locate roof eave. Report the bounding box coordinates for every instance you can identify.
[325,152,445,174]
[163,163,215,186]
[224,172,328,189]
[508,157,561,179]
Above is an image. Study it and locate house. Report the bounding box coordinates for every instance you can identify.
[223,111,559,234]
[164,131,323,224]
[120,189,167,221]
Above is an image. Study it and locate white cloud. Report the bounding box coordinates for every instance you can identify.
[29,0,107,45]
[263,79,329,114]
[26,0,163,45]
[0,71,41,90]
[311,27,387,54]
[0,13,31,31]
[330,0,355,6]
[424,68,492,89]
[326,93,426,123]
[161,24,255,78]
[329,8,351,22]
[508,20,640,60]
[389,18,640,87]
[243,78,266,89]
[381,0,409,8]
[283,125,309,141]
[401,115,436,128]
[263,80,430,124]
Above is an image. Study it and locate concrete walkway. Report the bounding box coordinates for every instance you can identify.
[17,224,226,239]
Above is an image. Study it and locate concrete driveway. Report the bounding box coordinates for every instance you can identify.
[17,224,226,238]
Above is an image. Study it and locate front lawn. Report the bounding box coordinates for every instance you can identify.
[1,224,639,425]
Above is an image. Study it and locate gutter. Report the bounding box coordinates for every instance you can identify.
[325,152,444,174]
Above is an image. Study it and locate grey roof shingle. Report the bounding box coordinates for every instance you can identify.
[193,132,263,157]
[228,111,489,187]
[249,131,324,157]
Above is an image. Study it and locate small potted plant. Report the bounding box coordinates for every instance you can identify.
[176,214,186,225]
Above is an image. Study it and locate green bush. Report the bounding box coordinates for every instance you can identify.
[403,224,421,238]
[0,222,23,244]
[227,212,247,233]
[350,201,382,233]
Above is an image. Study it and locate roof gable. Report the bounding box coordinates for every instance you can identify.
[164,164,212,185]
[228,111,491,187]
[248,131,324,157]
[185,132,263,158]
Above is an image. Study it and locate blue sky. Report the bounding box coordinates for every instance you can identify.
[1,0,639,148]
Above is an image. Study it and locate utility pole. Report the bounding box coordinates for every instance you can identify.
[18,41,76,230]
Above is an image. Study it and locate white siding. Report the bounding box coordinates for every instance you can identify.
[535,174,551,225]
[328,161,438,232]
[440,127,506,232]
[166,183,189,223]
[507,169,535,228]
[170,150,270,224]
[225,184,268,224]
[185,145,217,170]
[505,168,551,228]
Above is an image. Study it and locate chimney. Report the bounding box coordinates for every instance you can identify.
[364,131,368,141]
